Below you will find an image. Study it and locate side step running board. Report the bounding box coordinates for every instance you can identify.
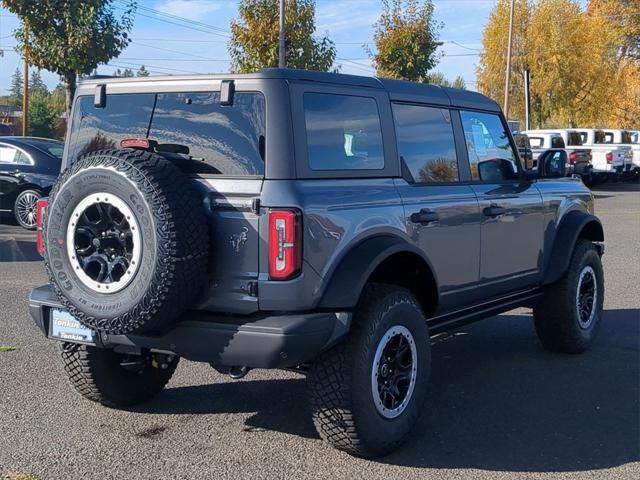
[428,289,543,335]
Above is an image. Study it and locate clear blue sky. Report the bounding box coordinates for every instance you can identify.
[0,0,497,95]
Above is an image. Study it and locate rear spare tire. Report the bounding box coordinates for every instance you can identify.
[43,149,209,335]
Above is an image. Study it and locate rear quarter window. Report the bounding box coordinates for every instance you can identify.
[68,91,265,176]
[303,93,384,171]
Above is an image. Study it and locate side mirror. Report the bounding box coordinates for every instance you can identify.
[538,149,567,178]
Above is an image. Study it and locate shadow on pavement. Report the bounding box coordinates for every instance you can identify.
[140,308,639,472]
[0,222,39,262]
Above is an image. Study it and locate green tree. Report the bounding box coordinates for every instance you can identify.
[29,70,48,95]
[136,65,150,77]
[49,83,66,117]
[427,71,466,89]
[28,91,57,137]
[113,67,134,77]
[369,0,442,82]
[9,68,22,107]
[451,76,465,89]
[229,0,336,72]
[2,0,136,117]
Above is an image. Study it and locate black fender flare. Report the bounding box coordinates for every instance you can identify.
[542,211,604,285]
[318,235,438,309]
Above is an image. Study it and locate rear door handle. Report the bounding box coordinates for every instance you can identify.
[483,205,506,217]
[410,209,439,224]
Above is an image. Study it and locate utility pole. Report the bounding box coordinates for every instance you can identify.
[524,68,531,131]
[22,26,29,136]
[503,0,515,119]
[278,0,286,68]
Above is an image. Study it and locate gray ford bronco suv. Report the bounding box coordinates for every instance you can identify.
[28,69,604,458]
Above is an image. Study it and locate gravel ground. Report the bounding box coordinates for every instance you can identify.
[0,182,638,480]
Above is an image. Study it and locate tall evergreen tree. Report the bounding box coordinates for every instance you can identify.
[9,68,23,107]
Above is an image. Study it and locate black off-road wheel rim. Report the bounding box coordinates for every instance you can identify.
[371,325,418,419]
[66,192,142,294]
[576,265,597,329]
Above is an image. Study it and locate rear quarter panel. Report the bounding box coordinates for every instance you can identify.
[257,178,407,311]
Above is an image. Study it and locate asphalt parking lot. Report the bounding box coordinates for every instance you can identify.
[0,183,638,480]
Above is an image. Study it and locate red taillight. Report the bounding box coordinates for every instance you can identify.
[268,209,301,280]
[569,151,577,164]
[606,151,613,163]
[36,198,49,257]
[120,138,152,149]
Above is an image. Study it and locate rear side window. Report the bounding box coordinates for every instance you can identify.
[392,104,458,183]
[68,91,265,176]
[621,131,633,144]
[303,93,384,171]
[460,111,519,182]
[569,132,583,146]
[594,131,607,144]
[528,137,543,148]
[0,145,18,163]
[551,136,565,148]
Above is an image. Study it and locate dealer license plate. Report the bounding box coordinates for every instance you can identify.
[50,309,95,344]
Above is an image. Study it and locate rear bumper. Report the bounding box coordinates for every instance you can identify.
[29,285,351,368]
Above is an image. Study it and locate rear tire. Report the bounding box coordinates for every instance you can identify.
[60,343,179,408]
[307,284,430,458]
[533,240,604,353]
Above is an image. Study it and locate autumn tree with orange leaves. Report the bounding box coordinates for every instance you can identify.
[477,0,639,128]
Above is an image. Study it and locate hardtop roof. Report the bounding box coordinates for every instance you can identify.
[79,68,500,112]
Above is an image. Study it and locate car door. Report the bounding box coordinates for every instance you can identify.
[392,103,481,312]
[459,110,544,298]
[0,143,22,211]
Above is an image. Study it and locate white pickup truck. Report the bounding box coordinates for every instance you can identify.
[522,130,593,183]
[601,129,640,180]
[572,128,633,182]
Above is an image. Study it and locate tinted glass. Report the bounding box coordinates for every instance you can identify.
[150,92,265,175]
[304,93,384,170]
[26,138,64,160]
[0,145,17,163]
[514,134,530,148]
[629,132,639,144]
[550,136,565,148]
[460,111,519,182]
[16,151,31,165]
[594,131,606,144]
[571,132,584,146]
[621,131,633,144]
[392,104,458,183]
[68,92,265,176]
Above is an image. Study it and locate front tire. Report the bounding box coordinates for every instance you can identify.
[307,284,430,458]
[60,344,179,408]
[14,189,40,230]
[533,240,604,353]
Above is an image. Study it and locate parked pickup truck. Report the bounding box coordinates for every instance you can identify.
[522,130,592,184]
[601,128,640,181]
[28,69,605,458]
[572,128,632,182]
